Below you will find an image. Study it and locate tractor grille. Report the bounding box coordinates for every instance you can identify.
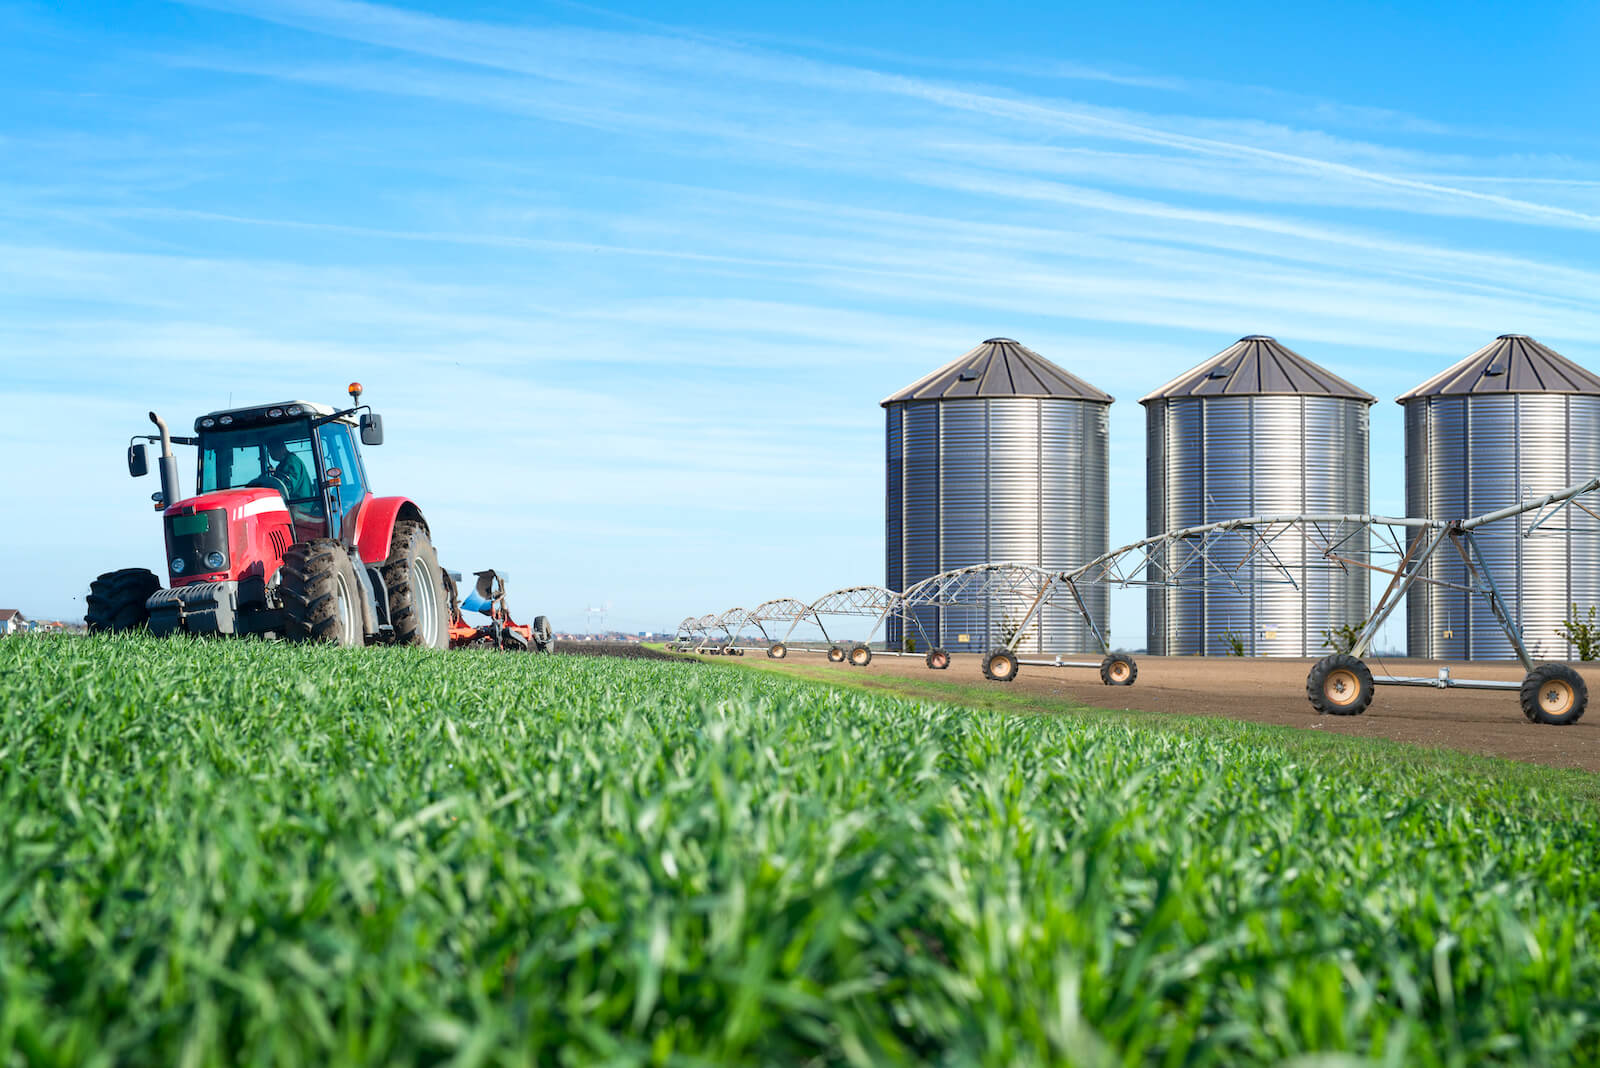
[165,507,229,578]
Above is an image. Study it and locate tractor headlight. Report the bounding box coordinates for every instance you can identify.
[204,551,226,570]
[268,408,284,418]
[286,405,302,415]
[200,417,216,428]
[171,557,187,574]
[219,415,233,425]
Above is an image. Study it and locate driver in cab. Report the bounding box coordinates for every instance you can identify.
[251,434,315,503]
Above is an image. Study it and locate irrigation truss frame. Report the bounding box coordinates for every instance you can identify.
[680,475,1600,720]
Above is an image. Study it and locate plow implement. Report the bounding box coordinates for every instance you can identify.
[446,569,554,653]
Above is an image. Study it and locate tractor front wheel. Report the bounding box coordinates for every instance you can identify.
[383,521,449,649]
[281,539,363,646]
[85,568,161,633]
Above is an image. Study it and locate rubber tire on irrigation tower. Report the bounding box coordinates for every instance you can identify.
[1100,653,1138,686]
[85,568,161,632]
[533,615,555,653]
[1520,664,1588,725]
[382,521,449,649]
[925,647,950,670]
[982,648,1019,682]
[827,645,846,663]
[848,643,872,667]
[281,539,364,647]
[1306,654,1374,716]
[767,642,788,659]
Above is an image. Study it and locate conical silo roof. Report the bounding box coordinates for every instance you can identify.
[1395,334,1600,402]
[1140,335,1375,405]
[881,338,1113,406]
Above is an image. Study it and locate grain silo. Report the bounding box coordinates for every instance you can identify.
[884,338,1111,654]
[1401,334,1600,660]
[1144,336,1374,656]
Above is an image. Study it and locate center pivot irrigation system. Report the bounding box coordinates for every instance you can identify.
[677,475,1600,725]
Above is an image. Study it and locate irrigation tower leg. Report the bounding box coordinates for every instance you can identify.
[1453,529,1535,673]
[1351,526,1447,658]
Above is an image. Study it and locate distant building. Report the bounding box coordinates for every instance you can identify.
[0,610,26,635]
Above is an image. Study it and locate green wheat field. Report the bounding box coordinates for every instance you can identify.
[2,635,1599,1066]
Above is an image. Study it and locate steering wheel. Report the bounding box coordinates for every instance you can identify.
[246,471,291,499]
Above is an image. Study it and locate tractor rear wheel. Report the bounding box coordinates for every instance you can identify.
[383,521,449,649]
[85,568,161,632]
[281,539,363,646]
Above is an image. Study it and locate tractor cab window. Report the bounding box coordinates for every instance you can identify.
[198,423,326,536]
[316,422,368,539]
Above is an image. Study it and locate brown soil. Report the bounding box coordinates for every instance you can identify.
[558,640,688,661]
[738,649,1600,773]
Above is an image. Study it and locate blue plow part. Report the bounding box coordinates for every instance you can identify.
[461,589,493,615]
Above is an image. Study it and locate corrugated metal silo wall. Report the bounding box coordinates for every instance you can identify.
[1404,395,1600,659]
[1146,396,1369,656]
[886,398,1108,653]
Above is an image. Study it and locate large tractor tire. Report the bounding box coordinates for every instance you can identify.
[1520,664,1587,725]
[1100,653,1138,686]
[1306,654,1373,716]
[281,539,363,647]
[382,521,449,649]
[85,568,161,633]
[533,615,555,653]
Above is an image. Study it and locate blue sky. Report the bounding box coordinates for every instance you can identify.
[2,0,1598,646]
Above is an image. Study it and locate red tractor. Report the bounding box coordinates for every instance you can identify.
[86,384,451,647]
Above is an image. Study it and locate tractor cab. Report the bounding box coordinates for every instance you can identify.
[191,400,379,543]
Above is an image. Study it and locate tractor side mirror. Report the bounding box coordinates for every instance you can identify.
[128,443,149,477]
[360,413,384,446]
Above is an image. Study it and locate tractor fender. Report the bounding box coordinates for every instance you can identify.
[353,496,429,566]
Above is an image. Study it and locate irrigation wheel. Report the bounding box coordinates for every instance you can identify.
[848,643,873,667]
[982,648,1018,683]
[925,647,950,670]
[1100,653,1138,686]
[827,645,846,663]
[1520,664,1588,725]
[767,642,788,659]
[1306,653,1374,716]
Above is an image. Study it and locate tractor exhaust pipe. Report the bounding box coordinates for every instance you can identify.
[149,411,181,509]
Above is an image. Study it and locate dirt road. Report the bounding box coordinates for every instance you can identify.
[729,649,1600,772]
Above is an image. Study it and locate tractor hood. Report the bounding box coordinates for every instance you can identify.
[164,486,289,524]
[162,487,294,587]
